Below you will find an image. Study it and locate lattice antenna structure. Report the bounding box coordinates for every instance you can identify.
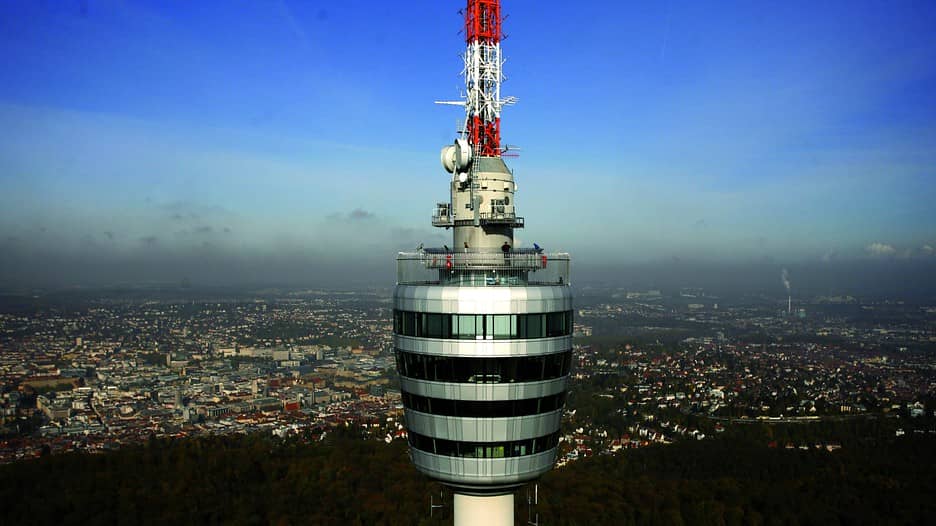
[436,0,517,157]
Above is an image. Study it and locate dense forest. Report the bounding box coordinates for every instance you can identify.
[536,437,935,525]
[1,429,934,525]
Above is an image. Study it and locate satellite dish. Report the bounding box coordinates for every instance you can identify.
[458,172,468,183]
[454,138,472,171]
[441,138,472,174]
[441,145,457,173]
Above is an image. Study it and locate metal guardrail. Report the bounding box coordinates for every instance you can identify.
[477,212,524,226]
[431,207,524,228]
[397,250,570,286]
[432,204,453,227]
[432,215,453,227]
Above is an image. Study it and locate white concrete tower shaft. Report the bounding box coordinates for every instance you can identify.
[454,494,514,526]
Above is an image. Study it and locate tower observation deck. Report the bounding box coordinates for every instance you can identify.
[394,2,572,524]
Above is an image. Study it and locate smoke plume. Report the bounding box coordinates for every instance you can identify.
[781,268,791,293]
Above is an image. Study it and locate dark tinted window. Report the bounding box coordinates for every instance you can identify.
[401,392,566,417]
[394,310,572,339]
[395,350,572,383]
[408,431,560,458]
[546,312,566,337]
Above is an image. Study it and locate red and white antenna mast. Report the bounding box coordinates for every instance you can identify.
[437,0,516,157]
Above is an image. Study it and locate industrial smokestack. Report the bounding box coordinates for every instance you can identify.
[781,268,791,314]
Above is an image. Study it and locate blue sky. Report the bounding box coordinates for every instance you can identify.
[1,0,935,286]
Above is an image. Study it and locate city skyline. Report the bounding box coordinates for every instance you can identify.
[2,0,935,288]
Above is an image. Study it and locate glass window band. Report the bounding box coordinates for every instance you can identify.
[408,430,560,459]
[393,310,573,339]
[395,350,573,383]
[401,391,566,418]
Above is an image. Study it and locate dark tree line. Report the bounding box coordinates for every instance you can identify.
[0,429,437,526]
[1,430,934,525]
[533,436,936,526]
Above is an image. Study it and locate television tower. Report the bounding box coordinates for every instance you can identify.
[394,2,573,525]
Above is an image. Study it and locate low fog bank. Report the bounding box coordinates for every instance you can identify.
[2,244,934,300]
[0,248,397,291]
[576,259,936,299]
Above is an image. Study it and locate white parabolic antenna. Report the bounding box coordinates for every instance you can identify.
[454,138,471,169]
[441,145,456,173]
[441,138,473,174]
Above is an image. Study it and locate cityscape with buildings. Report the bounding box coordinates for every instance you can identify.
[1,287,933,466]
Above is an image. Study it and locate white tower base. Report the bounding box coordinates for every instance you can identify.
[454,493,514,526]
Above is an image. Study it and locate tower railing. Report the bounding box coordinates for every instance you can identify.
[397,250,570,286]
[431,208,524,228]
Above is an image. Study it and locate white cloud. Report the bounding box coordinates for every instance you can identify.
[820,250,837,263]
[866,242,896,257]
